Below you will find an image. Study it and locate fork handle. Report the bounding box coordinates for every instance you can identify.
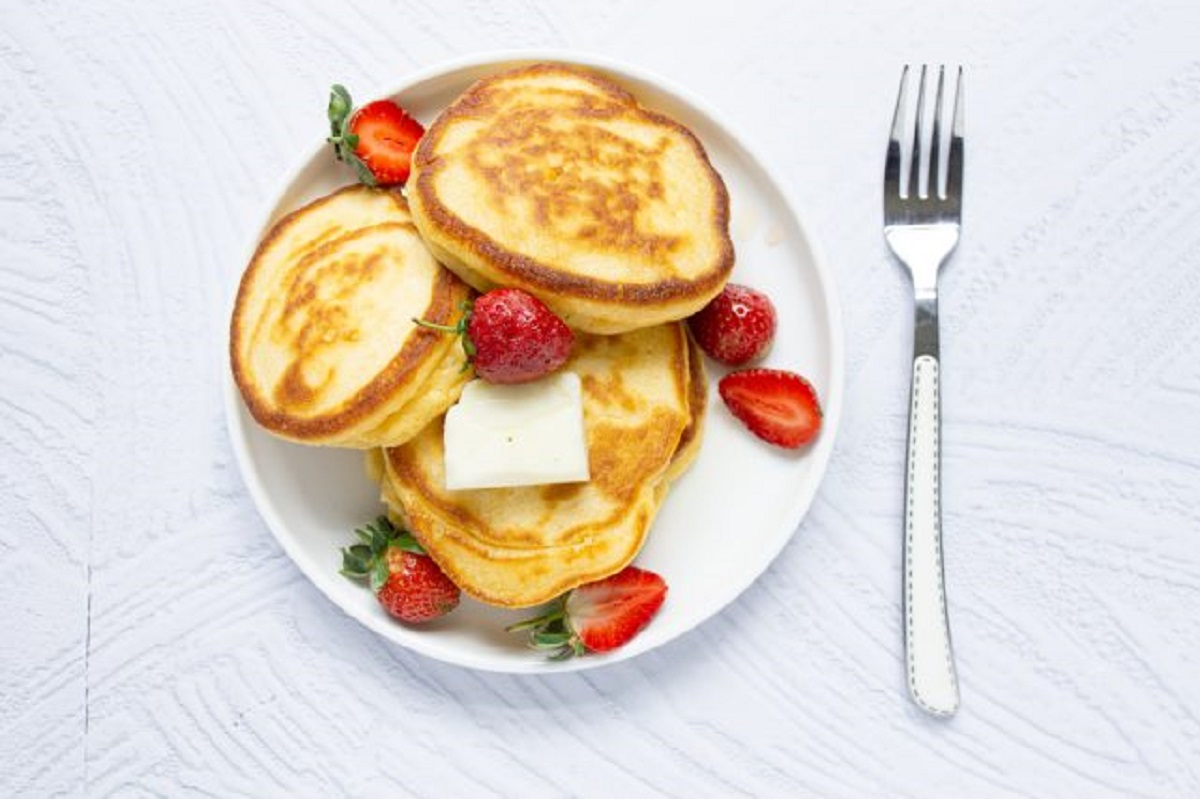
[904,301,960,716]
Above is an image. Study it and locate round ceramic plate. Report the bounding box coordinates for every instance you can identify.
[224,51,843,673]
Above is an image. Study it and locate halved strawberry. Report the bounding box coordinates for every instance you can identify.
[507,566,668,659]
[718,368,822,449]
[327,85,424,186]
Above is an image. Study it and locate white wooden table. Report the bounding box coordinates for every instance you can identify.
[4,2,1200,796]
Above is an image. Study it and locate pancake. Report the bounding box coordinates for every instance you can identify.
[408,62,735,335]
[379,322,706,607]
[663,331,708,483]
[231,185,473,448]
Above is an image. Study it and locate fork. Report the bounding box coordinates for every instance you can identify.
[884,65,964,717]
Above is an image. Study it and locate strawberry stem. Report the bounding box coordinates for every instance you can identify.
[412,300,476,367]
[411,318,461,335]
[505,596,587,659]
[505,603,565,633]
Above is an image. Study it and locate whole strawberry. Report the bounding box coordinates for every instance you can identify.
[688,283,777,367]
[340,516,460,624]
[507,565,668,659]
[416,288,574,384]
[377,550,461,623]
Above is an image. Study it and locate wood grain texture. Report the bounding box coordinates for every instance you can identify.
[2,0,1199,796]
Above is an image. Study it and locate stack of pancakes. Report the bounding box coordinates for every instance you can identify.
[233,63,733,608]
[378,325,708,607]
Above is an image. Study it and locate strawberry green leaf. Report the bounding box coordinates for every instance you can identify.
[506,597,583,659]
[326,83,377,187]
[392,531,426,556]
[370,559,389,593]
[339,547,370,578]
[347,152,378,188]
[532,631,572,648]
[505,601,565,633]
[328,84,353,138]
[369,523,389,555]
[342,516,428,591]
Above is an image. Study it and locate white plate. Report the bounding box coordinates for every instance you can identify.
[224,50,843,673]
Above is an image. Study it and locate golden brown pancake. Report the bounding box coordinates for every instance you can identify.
[378,322,707,607]
[230,185,473,448]
[408,62,734,334]
[664,331,708,483]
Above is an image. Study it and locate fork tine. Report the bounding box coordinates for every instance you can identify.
[910,65,927,199]
[946,67,964,203]
[885,65,909,198]
[930,66,945,199]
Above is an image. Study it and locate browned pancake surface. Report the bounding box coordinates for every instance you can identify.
[409,63,734,333]
[231,186,472,446]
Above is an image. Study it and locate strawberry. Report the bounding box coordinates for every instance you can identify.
[507,566,668,659]
[376,552,461,624]
[718,368,822,449]
[327,85,424,186]
[415,288,574,384]
[687,283,777,366]
[340,516,460,624]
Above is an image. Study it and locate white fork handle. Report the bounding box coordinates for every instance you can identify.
[904,354,959,716]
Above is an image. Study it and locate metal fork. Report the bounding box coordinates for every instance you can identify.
[884,65,964,717]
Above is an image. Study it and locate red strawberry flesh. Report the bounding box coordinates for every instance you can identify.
[718,368,822,449]
[566,566,668,653]
[350,100,425,185]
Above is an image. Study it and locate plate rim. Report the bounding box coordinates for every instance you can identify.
[222,48,844,673]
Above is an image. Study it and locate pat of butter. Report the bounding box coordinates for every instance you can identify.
[443,372,590,490]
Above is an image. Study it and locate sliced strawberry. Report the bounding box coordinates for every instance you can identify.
[327,85,424,186]
[507,566,668,659]
[340,516,460,624]
[718,368,822,449]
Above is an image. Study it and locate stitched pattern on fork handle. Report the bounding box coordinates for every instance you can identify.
[905,356,959,716]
